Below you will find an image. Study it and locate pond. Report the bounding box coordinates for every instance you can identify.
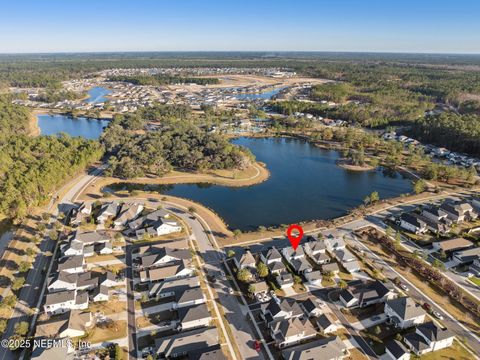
[110,137,413,230]
[235,87,285,100]
[37,114,109,139]
[86,86,111,103]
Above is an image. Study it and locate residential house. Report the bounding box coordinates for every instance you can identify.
[324,237,346,253]
[282,246,305,261]
[126,208,171,232]
[261,247,283,265]
[304,240,328,265]
[155,328,219,359]
[281,336,348,360]
[233,250,256,270]
[62,241,84,257]
[44,290,89,315]
[72,230,110,246]
[290,257,312,275]
[96,242,113,255]
[305,270,322,285]
[139,260,194,283]
[91,285,109,302]
[404,322,454,355]
[149,276,200,299]
[172,287,206,309]
[275,271,294,289]
[452,247,480,266]
[339,280,396,308]
[75,272,98,291]
[268,260,286,275]
[440,201,477,223]
[48,272,78,292]
[270,317,317,348]
[35,310,94,339]
[384,297,425,329]
[399,213,428,234]
[432,238,473,254]
[113,202,144,228]
[342,261,361,273]
[250,280,269,296]
[140,248,191,269]
[421,206,449,224]
[57,255,85,274]
[316,313,340,334]
[322,262,340,275]
[99,271,122,288]
[260,298,303,326]
[470,258,480,276]
[300,298,322,318]
[385,340,410,360]
[70,202,92,227]
[177,303,212,330]
[96,202,120,224]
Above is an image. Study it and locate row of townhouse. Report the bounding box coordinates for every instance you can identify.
[399,199,478,235]
[61,230,115,258]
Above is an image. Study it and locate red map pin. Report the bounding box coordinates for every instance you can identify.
[286,224,304,250]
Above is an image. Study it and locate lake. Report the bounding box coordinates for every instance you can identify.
[235,87,285,100]
[37,114,109,139]
[86,86,111,103]
[120,137,413,230]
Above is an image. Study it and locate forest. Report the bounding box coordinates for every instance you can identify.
[101,106,253,179]
[0,95,103,220]
[108,74,220,86]
[408,112,480,156]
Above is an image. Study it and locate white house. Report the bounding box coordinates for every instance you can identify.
[44,290,89,315]
[48,272,78,292]
[57,255,85,274]
[261,247,283,265]
[140,260,194,283]
[404,322,454,355]
[324,237,346,253]
[176,303,212,331]
[62,241,84,257]
[316,313,340,334]
[91,285,109,302]
[172,287,206,309]
[399,213,428,234]
[233,250,256,270]
[385,340,410,360]
[154,220,182,236]
[269,317,317,348]
[305,270,322,285]
[96,202,120,224]
[384,297,425,329]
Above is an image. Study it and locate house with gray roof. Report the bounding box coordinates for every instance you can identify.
[177,303,212,331]
[172,287,206,309]
[404,322,454,355]
[155,327,219,359]
[281,336,348,360]
[270,317,317,348]
[385,339,410,360]
[384,297,425,329]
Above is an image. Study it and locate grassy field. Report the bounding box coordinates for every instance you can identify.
[86,320,127,343]
[468,276,480,287]
[419,340,471,360]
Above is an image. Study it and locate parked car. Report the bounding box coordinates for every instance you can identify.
[432,311,444,320]
[399,283,409,291]
[253,340,261,351]
[228,288,234,294]
[422,302,431,312]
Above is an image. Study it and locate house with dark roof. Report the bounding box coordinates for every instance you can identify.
[339,280,396,308]
[404,322,454,355]
[385,339,410,360]
[57,255,85,274]
[187,346,226,360]
[300,298,322,318]
[44,290,89,315]
[432,238,473,254]
[384,297,425,329]
[275,271,294,289]
[322,262,340,275]
[316,313,340,334]
[281,336,348,360]
[176,304,212,331]
[139,260,194,283]
[149,276,200,299]
[400,213,427,234]
[261,247,283,265]
[440,201,477,223]
[282,246,305,261]
[269,317,317,348]
[233,250,256,270]
[155,327,219,359]
[35,310,94,339]
[91,285,109,302]
[96,202,120,224]
[290,257,312,274]
[268,260,286,274]
[172,287,206,309]
[140,248,191,269]
[113,202,144,228]
[260,298,303,326]
[452,247,480,266]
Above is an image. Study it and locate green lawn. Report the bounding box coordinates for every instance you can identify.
[468,276,480,287]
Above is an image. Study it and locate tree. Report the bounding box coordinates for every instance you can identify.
[18,261,31,273]
[338,279,348,289]
[114,344,123,360]
[247,284,256,298]
[373,325,381,336]
[11,277,25,291]
[233,229,242,238]
[237,268,252,282]
[226,250,235,258]
[0,295,17,309]
[413,179,427,194]
[369,191,380,203]
[14,321,29,336]
[0,319,7,334]
[293,275,302,284]
[256,262,269,278]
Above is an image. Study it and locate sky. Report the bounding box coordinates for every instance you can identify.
[0,0,479,54]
